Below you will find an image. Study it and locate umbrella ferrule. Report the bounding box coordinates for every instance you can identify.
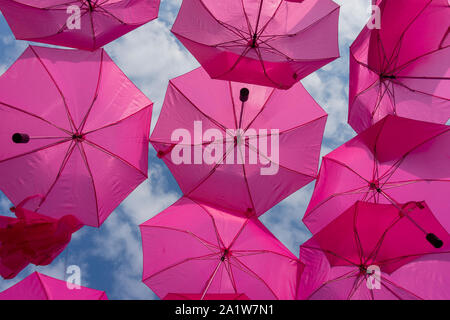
[426,233,443,249]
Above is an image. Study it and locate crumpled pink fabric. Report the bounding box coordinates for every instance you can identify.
[0,196,82,280]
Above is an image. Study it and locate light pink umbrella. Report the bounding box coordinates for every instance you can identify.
[298,201,450,300]
[0,271,107,300]
[151,67,327,217]
[303,115,450,234]
[164,293,250,300]
[0,0,160,51]
[0,195,82,280]
[172,0,340,89]
[348,0,450,133]
[0,45,152,227]
[140,197,302,300]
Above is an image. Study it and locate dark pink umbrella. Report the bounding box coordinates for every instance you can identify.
[0,0,160,51]
[348,0,450,133]
[0,195,82,280]
[151,67,327,217]
[172,0,340,89]
[298,201,450,300]
[0,272,107,300]
[140,197,302,300]
[164,293,250,300]
[303,115,450,234]
[0,46,152,227]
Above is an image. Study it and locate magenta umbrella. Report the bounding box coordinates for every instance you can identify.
[303,115,450,234]
[151,67,327,217]
[164,293,250,300]
[0,46,152,227]
[348,0,450,133]
[298,201,450,300]
[172,0,340,89]
[140,197,302,300]
[0,0,160,51]
[0,272,107,300]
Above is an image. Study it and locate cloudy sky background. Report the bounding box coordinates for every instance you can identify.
[0,0,372,299]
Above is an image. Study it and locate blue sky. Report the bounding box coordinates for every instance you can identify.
[0,0,372,299]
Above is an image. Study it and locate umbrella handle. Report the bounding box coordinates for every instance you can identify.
[426,233,444,249]
[12,133,30,144]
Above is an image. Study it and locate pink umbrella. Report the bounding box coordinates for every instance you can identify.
[348,0,450,133]
[0,195,82,280]
[164,293,250,300]
[298,201,450,300]
[303,115,450,234]
[151,67,327,217]
[0,0,160,51]
[140,197,302,300]
[171,0,340,89]
[0,271,107,300]
[0,45,152,227]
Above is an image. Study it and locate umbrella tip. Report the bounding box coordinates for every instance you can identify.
[12,133,30,144]
[426,233,443,249]
[240,88,249,102]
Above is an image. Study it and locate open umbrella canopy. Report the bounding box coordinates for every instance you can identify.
[164,293,250,300]
[172,0,340,89]
[298,201,450,300]
[140,197,302,300]
[303,115,450,234]
[348,0,450,133]
[151,67,327,217]
[0,271,107,300]
[0,0,160,51]
[0,46,152,227]
[0,195,82,280]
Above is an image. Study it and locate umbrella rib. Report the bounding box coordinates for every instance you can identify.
[243,88,276,131]
[78,49,104,133]
[325,158,370,184]
[0,101,72,135]
[88,3,97,51]
[237,145,257,214]
[254,0,283,40]
[188,198,227,250]
[376,250,450,268]
[35,140,77,212]
[141,225,220,252]
[229,256,279,299]
[245,142,317,180]
[229,82,239,129]
[305,269,359,300]
[212,45,253,80]
[232,249,298,261]
[352,204,365,266]
[228,218,251,250]
[143,252,220,283]
[0,138,71,164]
[254,46,284,88]
[391,79,450,102]
[301,244,360,267]
[77,142,100,227]
[184,143,235,198]
[240,0,255,36]
[197,0,250,39]
[82,138,147,178]
[94,5,126,25]
[385,0,434,67]
[380,277,424,300]
[346,274,365,300]
[83,104,152,136]
[170,82,229,132]
[224,260,238,294]
[200,259,223,299]
[29,47,77,133]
